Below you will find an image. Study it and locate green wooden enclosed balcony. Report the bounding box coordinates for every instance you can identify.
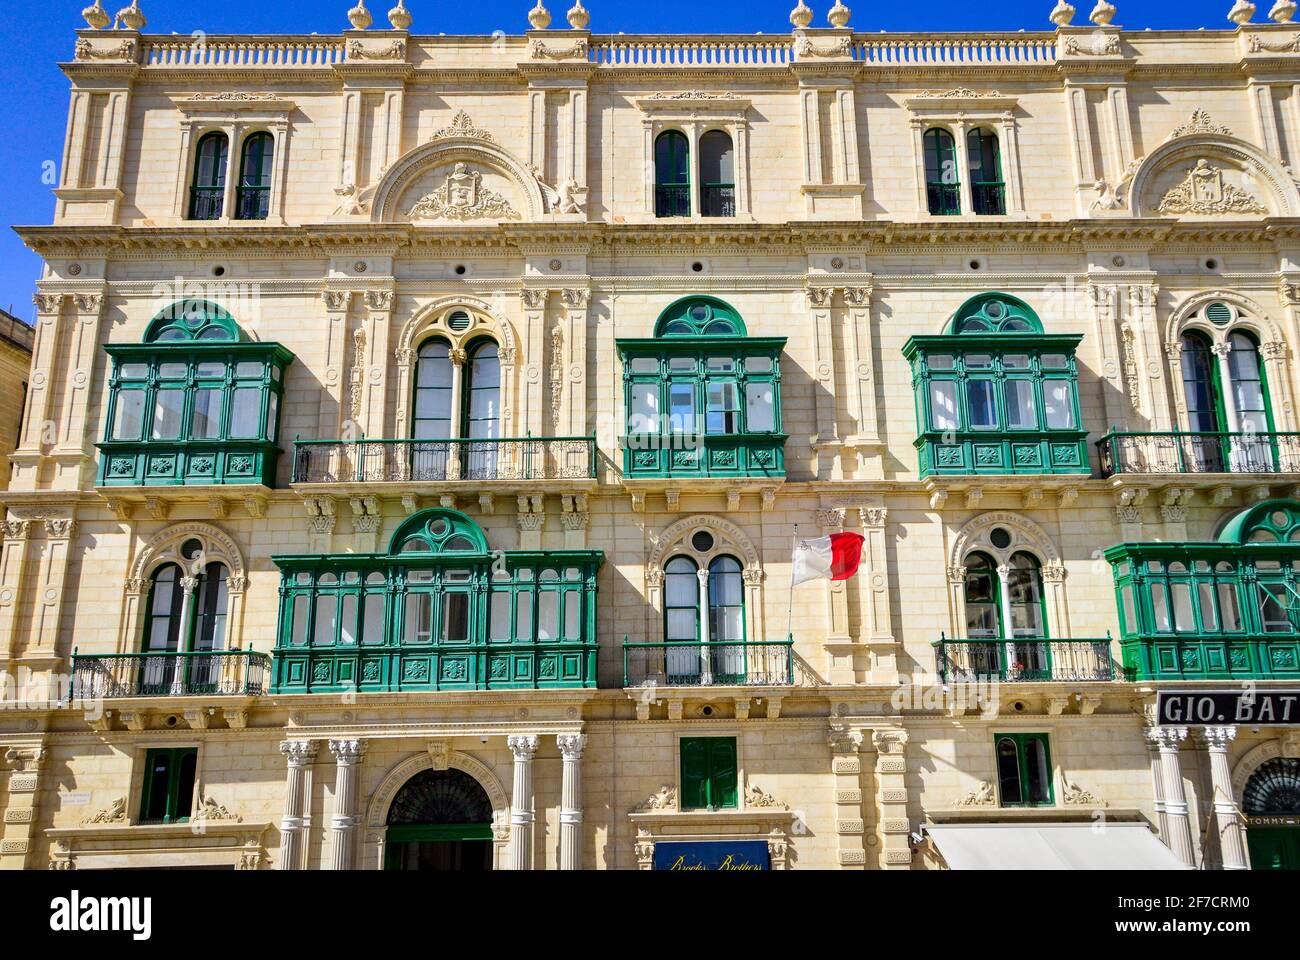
[271,508,602,693]
[618,297,786,482]
[71,649,271,699]
[623,640,794,688]
[932,635,1116,683]
[97,300,293,488]
[1098,430,1300,477]
[903,294,1089,480]
[292,435,596,485]
[1106,499,1300,681]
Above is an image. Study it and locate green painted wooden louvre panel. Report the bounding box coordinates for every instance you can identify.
[679,736,738,811]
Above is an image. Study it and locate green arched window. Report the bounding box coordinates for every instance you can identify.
[140,554,230,696]
[189,132,228,220]
[967,127,1005,215]
[1107,498,1300,680]
[409,335,501,481]
[272,509,603,693]
[99,300,293,487]
[235,132,274,220]
[655,130,690,217]
[923,128,960,215]
[903,293,1086,478]
[618,297,785,479]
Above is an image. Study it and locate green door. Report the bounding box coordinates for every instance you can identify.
[1247,828,1300,870]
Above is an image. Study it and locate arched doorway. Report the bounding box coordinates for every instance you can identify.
[384,768,494,871]
[1243,757,1300,870]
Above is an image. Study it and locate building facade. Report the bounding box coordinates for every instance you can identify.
[0,310,34,491]
[4,0,1300,870]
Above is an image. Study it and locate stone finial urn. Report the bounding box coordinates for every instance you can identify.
[1228,0,1257,22]
[1270,0,1297,21]
[827,1,851,27]
[528,0,552,29]
[1049,0,1076,25]
[116,0,145,30]
[348,0,373,29]
[567,0,590,28]
[1089,0,1116,24]
[388,0,412,29]
[82,0,110,28]
[790,1,813,28]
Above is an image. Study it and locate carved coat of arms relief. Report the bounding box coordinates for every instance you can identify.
[407,162,521,221]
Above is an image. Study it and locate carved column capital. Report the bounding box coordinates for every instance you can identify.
[557,734,587,760]
[280,740,319,766]
[507,734,540,761]
[328,738,364,764]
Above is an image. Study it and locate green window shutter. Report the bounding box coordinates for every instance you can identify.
[140,747,197,823]
[680,738,712,810]
[709,738,738,809]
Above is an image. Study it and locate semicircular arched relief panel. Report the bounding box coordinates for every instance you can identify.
[397,156,526,223]
[1134,142,1285,219]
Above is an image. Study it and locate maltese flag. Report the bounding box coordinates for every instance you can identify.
[792,532,866,585]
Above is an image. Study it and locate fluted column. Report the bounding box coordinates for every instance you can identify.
[278,740,318,870]
[1144,729,1168,840]
[169,575,199,696]
[557,733,587,870]
[328,739,364,870]
[1201,726,1248,870]
[1152,726,1195,867]
[507,735,539,870]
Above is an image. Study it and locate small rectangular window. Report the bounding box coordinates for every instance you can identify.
[196,361,225,379]
[629,383,659,434]
[706,357,735,373]
[235,361,263,378]
[158,362,188,380]
[152,389,185,440]
[630,357,658,375]
[744,356,773,374]
[139,747,197,824]
[996,733,1053,807]
[966,380,999,430]
[706,382,740,435]
[112,389,146,440]
[668,357,696,373]
[119,362,150,380]
[745,381,775,432]
[1043,381,1076,429]
[1003,380,1037,429]
[1002,354,1030,370]
[928,354,955,371]
[680,737,738,811]
[965,354,993,370]
[190,388,224,439]
[229,387,261,439]
[1041,354,1068,370]
[929,381,958,431]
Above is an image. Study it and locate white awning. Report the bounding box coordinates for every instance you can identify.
[926,822,1191,870]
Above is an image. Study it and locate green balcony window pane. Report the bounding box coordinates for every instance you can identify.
[929,380,958,431]
[1043,380,1075,429]
[290,595,309,646]
[1041,354,1068,369]
[229,387,261,439]
[629,383,659,434]
[1150,583,1171,632]
[744,356,772,374]
[1004,379,1036,429]
[630,357,658,375]
[746,381,775,432]
[152,389,185,440]
[1220,583,1243,632]
[190,387,224,439]
[119,362,149,379]
[1172,582,1195,632]
[538,591,559,640]
[489,591,511,641]
[441,592,469,642]
[405,593,432,644]
[1198,582,1219,632]
[516,592,533,640]
[668,382,695,433]
[967,380,998,430]
[362,593,385,644]
[112,388,146,440]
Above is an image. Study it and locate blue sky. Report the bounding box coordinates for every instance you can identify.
[0,0,1244,322]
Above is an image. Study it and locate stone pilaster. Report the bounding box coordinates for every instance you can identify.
[557,733,586,870]
[828,724,866,869]
[1,745,46,870]
[278,740,318,870]
[52,291,107,489]
[360,289,394,439]
[560,288,590,437]
[320,289,353,438]
[859,504,897,683]
[507,734,539,870]
[1151,726,1195,867]
[1200,726,1248,870]
[0,520,32,660]
[1144,728,1169,840]
[872,729,912,870]
[328,739,364,870]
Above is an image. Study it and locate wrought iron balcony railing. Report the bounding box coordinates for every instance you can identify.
[926,182,961,215]
[933,635,1116,683]
[1097,431,1300,477]
[655,184,691,218]
[187,187,224,220]
[623,639,794,688]
[292,436,597,484]
[71,649,271,699]
[235,185,270,220]
[702,184,736,217]
[971,180,1007,215]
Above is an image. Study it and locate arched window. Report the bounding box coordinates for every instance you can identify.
[708,555,745,643]
[1180,324,1276,471]
[1180,331,1222,433]
[923,128,959,215]
[465,340,501,440]
[655,131,690,218]
[1228,331,1272,436]
[700,130,735,218]
[410,335,502,481]
[1006,552,1045,639]
[414,339,453,441]
[664,556,700,643]
[964,552,1001,638]
[235,132,274,220]
[967,128,1005,215]
[961,550,1049,679]
[141,558,230,695]
[189,132,229,220]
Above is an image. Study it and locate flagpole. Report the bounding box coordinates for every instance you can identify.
[787,523,798,642]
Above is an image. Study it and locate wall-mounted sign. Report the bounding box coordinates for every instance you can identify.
[652,840,770,871]
[1156,690,1300,726]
